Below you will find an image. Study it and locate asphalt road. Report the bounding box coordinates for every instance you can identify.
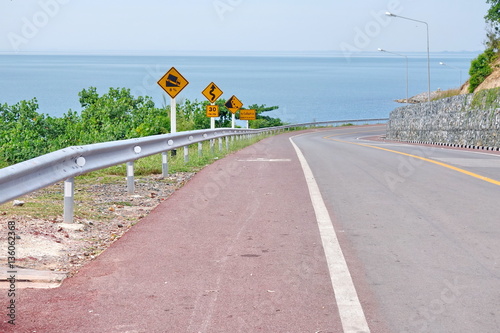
[2,125,499,333]
[292,125,500,332]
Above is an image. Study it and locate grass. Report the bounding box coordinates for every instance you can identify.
[432,89,462,101]
[1,194,64,219]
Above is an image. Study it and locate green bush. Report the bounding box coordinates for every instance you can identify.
[0,99,53,163]
[468,48,497,93]
[0,88,282,165]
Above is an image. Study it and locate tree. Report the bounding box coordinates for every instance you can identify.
[485,0,500,25]
[243,104,282,129]
[79,87,168,141]
[485,0,500,51]
[466,1,500,92]
[0,89,283,165]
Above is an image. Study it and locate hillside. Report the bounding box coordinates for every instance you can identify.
[398,55,500,103]
[460,56,500,94]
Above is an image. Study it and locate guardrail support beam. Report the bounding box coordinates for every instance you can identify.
[64,177,74,223]
[184,146,189,163]
[162,152,168,177]
[127,161,135,194]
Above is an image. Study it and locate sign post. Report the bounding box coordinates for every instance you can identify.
[157,67,189,134]
[157,67,189,171]
[171,98,177,133]
[202,82,223,130]
[225,95,243,129]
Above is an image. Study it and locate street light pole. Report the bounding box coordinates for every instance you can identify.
[439,62,462,88]
[378,48,409,105]
[386,12,431,103]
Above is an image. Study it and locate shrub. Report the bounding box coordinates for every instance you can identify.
[0,88,282,165]
[468,48,497,93]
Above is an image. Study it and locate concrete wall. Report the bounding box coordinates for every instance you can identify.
[387,88,500,149]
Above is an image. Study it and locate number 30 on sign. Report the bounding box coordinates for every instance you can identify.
[206,105,219,117]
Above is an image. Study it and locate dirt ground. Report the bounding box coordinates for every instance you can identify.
[0,172,194,277]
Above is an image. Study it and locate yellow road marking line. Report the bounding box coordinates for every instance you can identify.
[324,136,500,187]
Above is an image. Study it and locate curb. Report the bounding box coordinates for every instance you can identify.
[0,268,67,289]
[388,139,500,152]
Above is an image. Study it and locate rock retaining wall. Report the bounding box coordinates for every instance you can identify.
[387,88,500,150]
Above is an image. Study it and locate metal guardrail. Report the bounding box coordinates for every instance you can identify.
[273,118,389,130]
[0,118,388,219]
[0,128,264,207]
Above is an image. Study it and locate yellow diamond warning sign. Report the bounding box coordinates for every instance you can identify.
[225,95,243,114]
[157,67,189,98]
[202,82,223,103]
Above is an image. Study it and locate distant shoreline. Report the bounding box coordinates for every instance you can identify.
[0,50,483,58]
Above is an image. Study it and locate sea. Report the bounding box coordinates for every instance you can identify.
[0,52,480,125]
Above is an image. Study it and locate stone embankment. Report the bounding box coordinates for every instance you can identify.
[387,88,500,149]
[394,91,441,104]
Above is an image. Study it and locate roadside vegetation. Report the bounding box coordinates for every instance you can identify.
[431,88,462,101]
[0,86,284,221]
[468,48,497,93]
[0,87,282,167]
[468,0,500,92]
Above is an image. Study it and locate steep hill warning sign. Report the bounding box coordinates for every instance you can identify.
[157,67,189,98]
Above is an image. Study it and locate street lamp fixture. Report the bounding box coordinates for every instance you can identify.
[386,12,431,104]
[378,48,409,105]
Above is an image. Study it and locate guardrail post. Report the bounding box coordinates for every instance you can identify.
[210,139,215,154]
[198,142,203,157]
[218,137,223,151]
[184,145,189,163]
[64,177,74,223]
[225,136,229,150]
[162,152,168,177]
[127,161,135,194]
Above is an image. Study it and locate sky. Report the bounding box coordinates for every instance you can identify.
[0,0,492,55]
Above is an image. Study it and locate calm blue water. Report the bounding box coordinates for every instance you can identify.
[0,53,478,124]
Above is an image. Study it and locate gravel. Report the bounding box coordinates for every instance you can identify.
[0,172,194,277]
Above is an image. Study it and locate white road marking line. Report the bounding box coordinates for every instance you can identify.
[237,158,291,162]
[290,135,370,333]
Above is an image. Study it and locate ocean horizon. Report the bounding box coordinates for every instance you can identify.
[0,52,479,124]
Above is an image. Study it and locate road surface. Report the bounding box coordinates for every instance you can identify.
[293,126,500,332]
[2,125,499,332]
